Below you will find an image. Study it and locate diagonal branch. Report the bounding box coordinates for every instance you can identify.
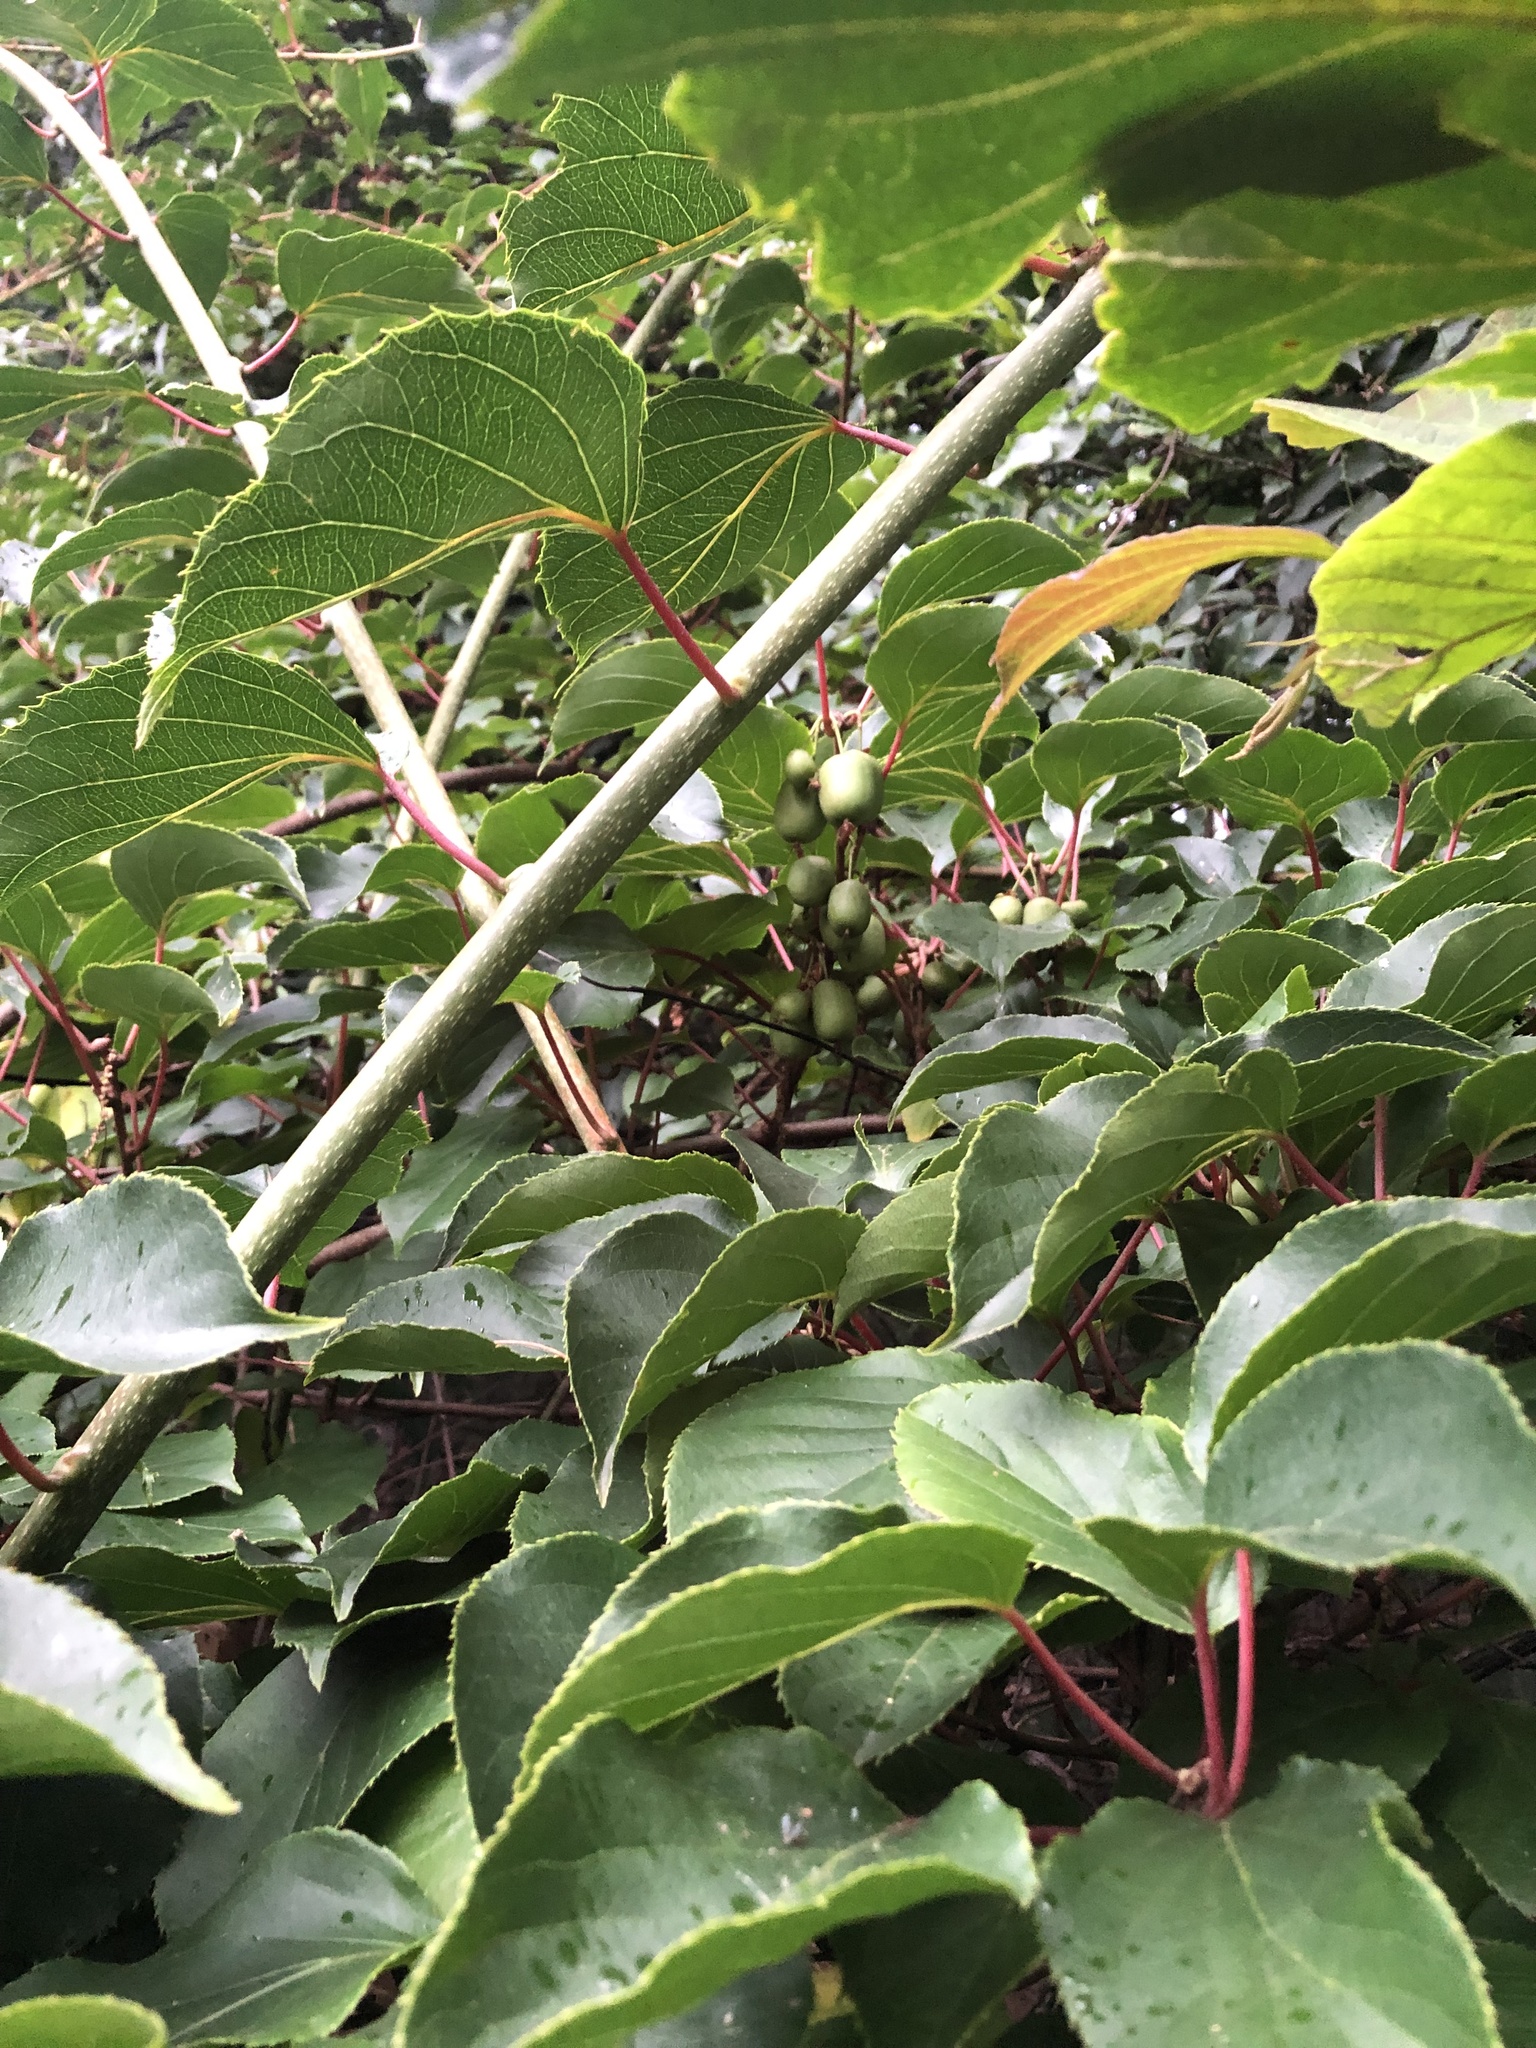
[3,271,1108,1575]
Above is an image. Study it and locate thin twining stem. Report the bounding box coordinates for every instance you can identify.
[377,768,507,894]
[0,1419,59,1493]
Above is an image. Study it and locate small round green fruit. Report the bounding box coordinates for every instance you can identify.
[856,974,893,1016]
[816,750,885,827]
[812,978,859,1041]
[783,854,835,907]
[773,780,824,845]
[1022,895,1061,927]
[920,957,962,998]
[769,988,811,1059]
[842,918,888,976]
[1062,897,1091,923]
[826,878,873,937]
[990,893,1024,925]
[783,747,817,790]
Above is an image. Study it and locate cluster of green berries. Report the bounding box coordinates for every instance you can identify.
[768,744,891,1053]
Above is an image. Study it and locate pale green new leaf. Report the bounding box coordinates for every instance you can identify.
[1257,386,1536,466]
[0,2000,165,2048]
[504,85,750,312]
[0,1568,235,1813]
[1313,423,1536,720]
[399,1719,1036,2048]
[877,519,1082,634]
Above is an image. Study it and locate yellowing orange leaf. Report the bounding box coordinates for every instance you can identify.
[984,525,1335,732]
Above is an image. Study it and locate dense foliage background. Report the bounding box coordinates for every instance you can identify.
[5,4,1536,2044]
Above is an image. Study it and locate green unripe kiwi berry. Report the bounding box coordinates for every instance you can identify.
[826,878,873,937]
[816,749,885,827]
[812,977,859,1041]
[1062,897,1091,922]
[783,747,817,790]
[990,893,1024,925]
[1022,895,1061,927]
[856,974,894,1016]
[773,780,824,845]
[783,854,835,907]
[841,918,887,976]
[920,957,962,997]
[768,988,811,1060]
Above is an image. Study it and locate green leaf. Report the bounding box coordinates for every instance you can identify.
[452,1532,639,1835]
[275,907,463,971]
[895,1014,1137,1113]
[1368,840,1536,942]
[836,1895,1042,2048]
[563,1207,736,1495]
[1417,903,1536,1032]
[79,963,218,1041]
[0,365,146,449]
[539,381,861,660]
[159,310,644,706]
[519,1504,1030,1779]
[378,1105,542,1245]
[351,1729,478,1919]
[1327,906,1494,1014]
[155,1631,449,1931]
[1206,1340,1536,1616]
[1038,1758,1497,2048]
[110,822,304,934]
[510,1434,654,1550]
[0,1176,325,1379]
[0,102,49,190]
[503,85,750,312]
[1195,1008,1491,1118]
[1076,663,1269,737]
[876,519,1082,635]
[603,1208,866,1471]
[0,1999,165,2048]
[1448,1049,1536,1158]
[548,640,699,748]
[780,1610,1020,1766]
[861,323,976,397]
[833,1172,953,1323]
[867,602,1012,807]
[1314,424,1536,719]
[17,1830,437,2047]
[398,1719,1036,2048]
[665,1348,988,1537]
[306,1268,563,1380]
[276,227,478,325]
[101,194,230,324]
[1425,741,1536,831]
[108,1426,238,1510]
[1028,1065,1274,1318]
[0,652,374,908]
[1033,716,1183,814]
[709,257,805,361]
[1187,728,1390,833]
[458,1148,756,1263]
[946,1078,1150,1342]
[107,0,298,118]
[0,1568,235,1813]
[895,1379,1208,1629]
[1421,1689,1536,1916]
[1256,385,1536,466]
[1196,930,1356,1032]
[1184,1197,1536,1472]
